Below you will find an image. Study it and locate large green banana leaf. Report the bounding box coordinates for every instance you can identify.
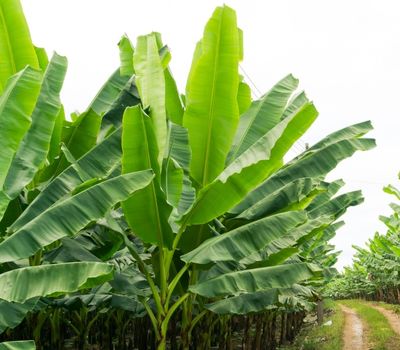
[134,33,167,165]
[239,215,334,267]
[0,171,154,262]
[305,120,373,153]
[190,262,320,297]
[240,220,320,268]
[308,191,364,219]
[3,53,67,198]
[182,102,317,225]
[0,262,113,303]
[0,341,35,350]
[207,288,280,314]
[236,182,352,267]
[121,106,173,247]
[10,128,122,231]
[206,284,314,314]
[234,177,320,222]
[0,0,39,93]
[181,211,306,264]
[46,65,128,175]
[0,67,42,187]
[183,5,241,187]
[230,74,299,159]
[0,67,42,220]
[232,136,375,214]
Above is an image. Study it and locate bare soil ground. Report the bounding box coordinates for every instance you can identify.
[339,305,367,350]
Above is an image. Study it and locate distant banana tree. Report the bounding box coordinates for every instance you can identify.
[326,177,400,302]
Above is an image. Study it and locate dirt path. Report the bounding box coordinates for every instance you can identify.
[339,304,366,350]
[369,304,400,335]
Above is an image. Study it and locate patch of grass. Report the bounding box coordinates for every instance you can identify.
[340,299,400,350]
[279,299,344,350]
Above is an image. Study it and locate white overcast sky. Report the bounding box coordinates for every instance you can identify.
[21,0,400,269]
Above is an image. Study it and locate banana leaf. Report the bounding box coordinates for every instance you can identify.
[181,211,306,264]
[0,341,35,350]
[234,177,320,222]
[0,171,154,262]
[230,74,299,159]
[183,5,241,187]
[121,106,173,247]
[11,127,122,231]
[182,102,317,225]
[0,0,39,92]
[206,283,315,314]
[134,33,167,165]
[0,262,113,303]
[232,136,375,214]
[118,35,134,77]
[190,262,320,297]
[3,53,67,198]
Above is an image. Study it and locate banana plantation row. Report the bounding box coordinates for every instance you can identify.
[0,1,374,349]
[326,180,400,303]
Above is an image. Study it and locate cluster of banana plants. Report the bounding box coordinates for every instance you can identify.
[326,177,400,302]
[0,1,375,349]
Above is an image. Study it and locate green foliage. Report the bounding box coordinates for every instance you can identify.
[0,262,114,303]
[0,0,39,92]
[0,341,35,350]
[0,1,375,349]
[183,6,241,187]
[325,177,400,301]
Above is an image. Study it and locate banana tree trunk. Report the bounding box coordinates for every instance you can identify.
[317,299,324,325]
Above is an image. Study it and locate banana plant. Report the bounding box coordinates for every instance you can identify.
[0,1,149,346]
[109,5,374,348]
[0,1,375,348]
